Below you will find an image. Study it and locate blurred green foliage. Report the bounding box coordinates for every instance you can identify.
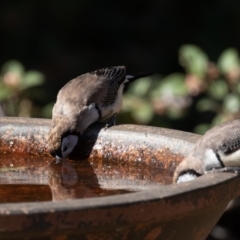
[0,60,45,117]
[1,45,240,135]
[120,45,240,134]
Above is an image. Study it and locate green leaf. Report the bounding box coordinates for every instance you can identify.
[237,82,240,95]
[218,48,240,74]
[196,98,219,112]
[21,71,45,89]
[166,107,185,119]
[223,93,240,113]
[179,45,208,78]
[41,102,55,118]
[127,77,152,97]
[0,83,12,101]
[126,98,153,124]
[211,114,229,126]
[153,73,187,97]
[1,60,24,76]
[194,124,210,135]
[122,95,136,111]
[208,79,228,100]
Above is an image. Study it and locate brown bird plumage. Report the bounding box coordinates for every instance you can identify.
[48,66,154,159]
[173,119,240,183]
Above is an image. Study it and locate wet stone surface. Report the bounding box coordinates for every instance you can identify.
[0,156,173,203]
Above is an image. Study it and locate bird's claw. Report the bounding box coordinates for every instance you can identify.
[104,115,116,130]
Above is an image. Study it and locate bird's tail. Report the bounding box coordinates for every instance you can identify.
[126,69,157,82]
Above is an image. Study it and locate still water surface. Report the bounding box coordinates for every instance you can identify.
[0,156,172,203]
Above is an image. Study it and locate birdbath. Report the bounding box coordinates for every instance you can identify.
[0,117,240,240]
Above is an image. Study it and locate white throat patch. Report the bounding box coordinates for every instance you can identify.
[203,149,222,170]
[177,173,197,183]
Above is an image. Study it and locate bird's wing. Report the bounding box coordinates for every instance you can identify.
[218,130,240,154]
[91,66,127,107]
[53,66,127,117]
[195,119,240,155]
[52,73,108,117]
[92,66,126,85]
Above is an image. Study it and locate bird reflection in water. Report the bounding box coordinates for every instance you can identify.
[47,155,172,201]
[48,159,133,201]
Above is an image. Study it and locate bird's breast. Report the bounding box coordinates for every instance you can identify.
[219,149,240,167]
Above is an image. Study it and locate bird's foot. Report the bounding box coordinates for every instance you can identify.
[205,167,240,174]
[104,115,116,130]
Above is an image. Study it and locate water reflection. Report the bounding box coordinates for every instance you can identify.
[0,156,172,203]
[48,160,132,201]
[0,156,51,203]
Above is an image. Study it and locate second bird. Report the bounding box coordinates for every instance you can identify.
[173,119,240,184]
[48,66,152,160]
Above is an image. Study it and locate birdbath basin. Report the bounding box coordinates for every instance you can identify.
[0,117,240,240]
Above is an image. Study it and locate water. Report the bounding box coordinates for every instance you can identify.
[0,156,172,203]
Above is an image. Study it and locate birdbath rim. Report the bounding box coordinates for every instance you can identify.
[0,117,239,214]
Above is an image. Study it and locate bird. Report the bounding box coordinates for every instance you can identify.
[173,119,240,184]
[48,66,154,160]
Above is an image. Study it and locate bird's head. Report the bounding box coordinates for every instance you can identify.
[48,117,79,160]
[173,155,204,184]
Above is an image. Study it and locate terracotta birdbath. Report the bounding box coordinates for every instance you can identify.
[0,117,240,240]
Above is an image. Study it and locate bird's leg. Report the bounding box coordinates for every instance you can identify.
[104,114,116,130]
[205,167,240,174]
